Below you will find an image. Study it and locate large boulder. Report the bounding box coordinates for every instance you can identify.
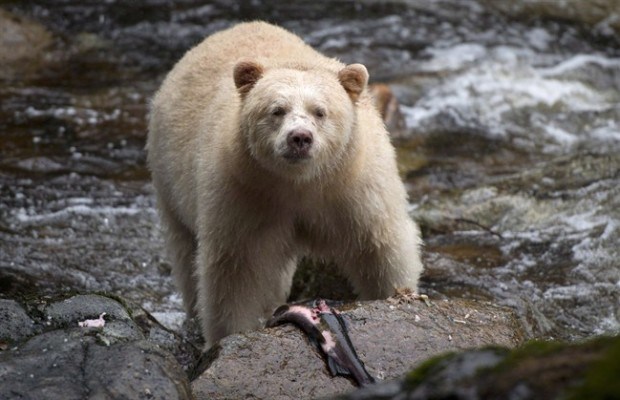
[192,298,525,399]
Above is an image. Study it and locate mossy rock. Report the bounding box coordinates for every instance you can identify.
[333,335,620,400]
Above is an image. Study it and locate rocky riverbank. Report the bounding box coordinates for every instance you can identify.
[1,0,619,398]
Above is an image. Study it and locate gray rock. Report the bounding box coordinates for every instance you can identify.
[412,151,620,340]
[192,298,525,400]
[481,0,620,36]
[0,299,36,344]
[0,294,194,400]
[44,294,132,327]
[84,340,193,400]
[0,331,192,400]
[133,307,203,373]
[43,294,145,345]
[0,330,91,400]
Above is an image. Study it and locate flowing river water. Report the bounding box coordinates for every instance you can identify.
[1,0,619,341]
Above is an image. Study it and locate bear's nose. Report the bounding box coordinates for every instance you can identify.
[286,129,313,153]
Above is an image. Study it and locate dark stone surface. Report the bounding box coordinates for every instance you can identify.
[0,294,194,400]
[44,294,132,326]
[0,299,36,344]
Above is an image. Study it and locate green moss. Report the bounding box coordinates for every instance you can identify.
[403,352,457,390]
[391,337,620,399]
[484,338,601,382]
[479,336,620,399]
[569,336,620,400]
[496,339,565,367]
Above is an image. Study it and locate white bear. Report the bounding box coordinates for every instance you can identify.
[147,21,423,346]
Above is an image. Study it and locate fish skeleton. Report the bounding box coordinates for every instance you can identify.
[266,299,376,387]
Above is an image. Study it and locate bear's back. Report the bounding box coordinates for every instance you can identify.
[156,22,344,110]
[190,21,343,76]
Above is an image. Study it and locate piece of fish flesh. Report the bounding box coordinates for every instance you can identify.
[266,299,376,387]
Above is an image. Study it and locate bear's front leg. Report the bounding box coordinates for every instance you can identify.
[340,216,423,300]
[195,243,297,347]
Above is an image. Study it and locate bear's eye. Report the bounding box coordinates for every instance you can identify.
[272,107,286,117]
[314,108,326,119]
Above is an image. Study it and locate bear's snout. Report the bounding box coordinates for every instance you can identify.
[285,129,313,160]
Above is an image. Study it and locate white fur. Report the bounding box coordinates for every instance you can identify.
[147,21,424,347]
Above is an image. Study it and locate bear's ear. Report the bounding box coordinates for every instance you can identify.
[338,63,369,102]
[234,60,264,97]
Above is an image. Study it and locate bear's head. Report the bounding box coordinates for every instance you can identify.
[234,60,368,182]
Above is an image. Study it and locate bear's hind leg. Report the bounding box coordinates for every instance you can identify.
[158,200,199,318]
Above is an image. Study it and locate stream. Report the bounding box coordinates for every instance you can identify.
[1,0,619,340]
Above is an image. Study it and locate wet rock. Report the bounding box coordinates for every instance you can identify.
[85,340,193,400]
[0,299,36,344]
[44,294,132,327]
[0,176,176,321]
[192,298,525,400]
[1,332,192,400]
[0,294,194,400]
[412,151,620,340]
[331,335,620,400]
[482,0,620,36]
[132,307,203,373]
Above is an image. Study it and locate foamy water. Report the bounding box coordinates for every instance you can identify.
[402,47,620,152]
